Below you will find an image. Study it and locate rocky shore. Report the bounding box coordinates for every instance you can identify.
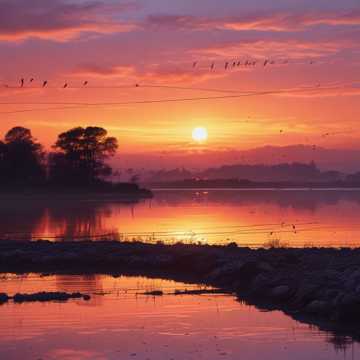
[1,240,360,339]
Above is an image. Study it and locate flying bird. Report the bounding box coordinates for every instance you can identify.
[42,81,48,87]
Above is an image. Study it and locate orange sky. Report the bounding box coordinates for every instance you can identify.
[0,0,360,169]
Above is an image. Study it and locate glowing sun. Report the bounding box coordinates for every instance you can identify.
[192,127,208,143]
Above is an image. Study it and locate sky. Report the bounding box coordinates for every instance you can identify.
[0,0,360,170]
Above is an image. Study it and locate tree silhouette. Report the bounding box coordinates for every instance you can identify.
[0,127,45,186]
[50,126,118,186]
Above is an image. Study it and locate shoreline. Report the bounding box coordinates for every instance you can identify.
[1,240,360,341]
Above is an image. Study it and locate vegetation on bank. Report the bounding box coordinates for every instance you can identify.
[0,126,151,197]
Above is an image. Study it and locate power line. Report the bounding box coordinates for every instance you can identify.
[0,85,353,115]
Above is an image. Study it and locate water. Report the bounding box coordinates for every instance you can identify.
[0,274,358,360]
[2,189,360,247]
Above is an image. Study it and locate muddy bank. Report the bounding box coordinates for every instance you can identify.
[1,240,360,339]
[0,291,90,304]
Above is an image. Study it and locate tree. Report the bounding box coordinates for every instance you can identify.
[1,127,45,186]
[50,126,118,186]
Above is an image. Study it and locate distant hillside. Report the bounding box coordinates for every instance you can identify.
[146,162,346,184]
[112,145,360,174]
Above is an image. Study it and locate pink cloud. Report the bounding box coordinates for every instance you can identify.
[146,10,360,32]
[0,0,138,41]
[195,39,355,60]
[72,63,224,84]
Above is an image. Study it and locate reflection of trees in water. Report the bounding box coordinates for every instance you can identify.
[0,197,138,240]
[0,198,46,239]
[55,274,102,294]
[46,200,138,240]
[153,190,360,212]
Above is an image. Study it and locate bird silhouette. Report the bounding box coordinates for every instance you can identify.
[83,81,88,86]
[135,83,140,87]
[232,62,236,67]
[20,78,24,87]
[63,83,68,88]
[29,78,34,83]
[42,81,48,87]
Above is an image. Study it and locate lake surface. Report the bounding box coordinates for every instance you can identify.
[0,274,358,360]
[2,189,360,247]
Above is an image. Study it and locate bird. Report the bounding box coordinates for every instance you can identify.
[42,81,48,87]
[63,83,68,88]
[20,78,24,87]
[29,78,34,83]
[83,81,88,86]
[232,62,236,67]
[135,83,140,87]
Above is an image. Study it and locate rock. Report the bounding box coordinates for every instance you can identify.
[143,290,163,296]
[258,261,274,273]
[0,293,9,304]
[306,300,329,315]
[12,292,90,303]
[292,283,321,306]
[270,285,291,301]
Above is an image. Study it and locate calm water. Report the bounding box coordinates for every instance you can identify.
[0,274,358,360]
[2,189,360,247]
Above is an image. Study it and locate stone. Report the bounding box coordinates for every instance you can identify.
[306,300,329,314]
[270,285,291,301]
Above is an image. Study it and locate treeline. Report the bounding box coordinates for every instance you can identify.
[0,126,118,188]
